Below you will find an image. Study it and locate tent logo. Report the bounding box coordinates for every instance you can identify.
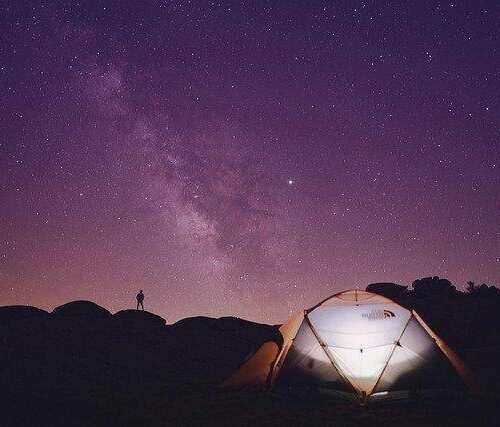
[362,309,396,320]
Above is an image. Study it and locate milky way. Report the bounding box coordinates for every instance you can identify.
[1,1,499,323]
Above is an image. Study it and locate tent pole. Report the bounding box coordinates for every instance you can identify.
[370,313,413,395]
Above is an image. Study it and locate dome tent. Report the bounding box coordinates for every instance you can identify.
[222,290,481,402]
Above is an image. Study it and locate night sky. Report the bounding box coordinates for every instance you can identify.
[1,1,499,323]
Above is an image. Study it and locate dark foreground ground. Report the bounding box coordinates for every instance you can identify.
[1,285,500,426]
[2,385,499,426]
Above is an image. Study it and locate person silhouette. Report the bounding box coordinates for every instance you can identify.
[136,290,144,310]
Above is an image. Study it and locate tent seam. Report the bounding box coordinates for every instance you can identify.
[370,313,414,395]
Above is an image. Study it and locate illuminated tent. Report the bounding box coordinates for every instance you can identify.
[222,290,481,402]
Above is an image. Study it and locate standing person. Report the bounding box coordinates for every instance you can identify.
[136,290,145,310]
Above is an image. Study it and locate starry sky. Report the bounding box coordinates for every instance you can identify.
[1,1,499,323]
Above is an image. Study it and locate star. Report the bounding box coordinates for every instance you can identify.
[0,0,497,324]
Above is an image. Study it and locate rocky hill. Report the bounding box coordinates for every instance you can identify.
[0,301,280,425]
[1,285,499,426]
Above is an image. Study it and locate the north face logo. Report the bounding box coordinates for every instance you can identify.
[362,309,396,320]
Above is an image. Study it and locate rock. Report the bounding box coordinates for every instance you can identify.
[173,316,281,345]
[366,283,408,299]
[0,305,49,324]
[51,300,111,320]
[173,316,217,329]
[114,309,166,326]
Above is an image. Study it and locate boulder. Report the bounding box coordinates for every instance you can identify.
[0,305,49,324]
[51,300,111,320]
[366,282,407,299]
[114,309,166,326]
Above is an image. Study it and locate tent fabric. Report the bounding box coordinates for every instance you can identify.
[268,311,304,389]
[220,311,303,390]
[220,341,280,389]
[411,311,485,396]
[278,318,352,392]
[372,314,463,393]
[221,289,480,402]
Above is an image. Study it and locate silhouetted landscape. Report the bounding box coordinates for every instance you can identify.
[3,0,499,424]
[1,277,499,426]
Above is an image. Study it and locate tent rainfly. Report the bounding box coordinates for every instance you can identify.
[222,290,482,402]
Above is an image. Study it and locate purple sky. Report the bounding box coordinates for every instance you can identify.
[1,1,499,323]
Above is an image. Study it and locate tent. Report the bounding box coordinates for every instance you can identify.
[222,290,481,402]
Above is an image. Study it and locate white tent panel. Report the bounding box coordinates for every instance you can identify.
[282,344,344,385]
[308,304,411,349]
[373,316,464,393]
[291,320,322,353]
[398,315,437,358]
[328,344,395,394]
[279,320,349,390]
[372,343,427,392]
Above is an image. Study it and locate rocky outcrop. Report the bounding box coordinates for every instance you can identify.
[0,297,499,425]
[366,282,408,299]
[0,302,280,402]
[51,300,112,320]
[0,305,49,324]
[114,309,167,327]
[365,280,500,350]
